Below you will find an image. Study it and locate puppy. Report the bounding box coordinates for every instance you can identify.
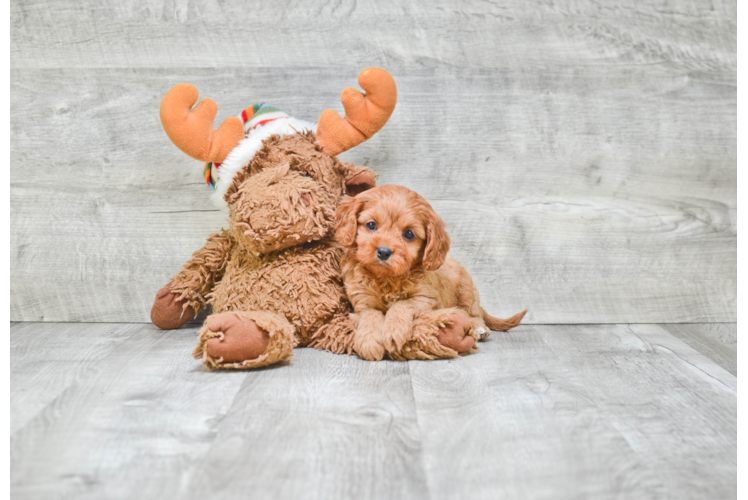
[335,184,527,361]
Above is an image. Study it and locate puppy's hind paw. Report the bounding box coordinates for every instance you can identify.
[474,327,489,341]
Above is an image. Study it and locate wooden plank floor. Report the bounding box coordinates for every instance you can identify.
[10,322,736,499]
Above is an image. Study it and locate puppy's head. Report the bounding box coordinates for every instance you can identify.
[335,185,450,276]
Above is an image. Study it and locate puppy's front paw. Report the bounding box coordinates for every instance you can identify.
[355,335,386,361]
[382,317,413,352]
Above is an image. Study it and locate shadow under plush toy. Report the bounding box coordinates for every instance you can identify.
[152,68,480,369]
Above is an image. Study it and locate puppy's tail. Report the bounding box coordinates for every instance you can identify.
[482,308,527,331]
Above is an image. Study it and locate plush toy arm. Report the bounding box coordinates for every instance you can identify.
[169,229,234,313]
[152,230,234,330]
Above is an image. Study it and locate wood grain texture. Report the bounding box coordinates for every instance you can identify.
[10,322,736,499]
[187,348,428,500]
[10,322,139,433]
[737,417,748,498]
[10,0,736,70]
[11,66,735,323]
[10,0,736,323]
[735,346,748,419]
[588,324,736,499]
[408,323,736,500]
[660,323,737,375]
[734,208,748,320]
[11,323,250,499]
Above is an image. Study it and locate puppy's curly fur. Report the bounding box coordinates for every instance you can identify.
[336,185,526,361]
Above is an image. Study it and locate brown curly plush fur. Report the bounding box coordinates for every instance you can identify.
[155,132,374,369]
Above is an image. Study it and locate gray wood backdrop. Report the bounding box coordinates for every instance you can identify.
[10,0,736,324]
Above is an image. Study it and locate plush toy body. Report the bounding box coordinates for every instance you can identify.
[168,133,376,368]
[151,68,480,369]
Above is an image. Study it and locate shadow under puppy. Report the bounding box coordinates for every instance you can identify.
[335,184,527,361]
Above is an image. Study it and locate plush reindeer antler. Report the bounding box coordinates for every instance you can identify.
[316,68,397,157]
[160,84,245,164]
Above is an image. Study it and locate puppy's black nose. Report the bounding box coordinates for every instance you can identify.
[376,246,393,261]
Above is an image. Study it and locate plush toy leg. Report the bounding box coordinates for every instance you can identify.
[439,312,478,352]
[192,311,296,370]
[307,311,356,355]
[388,308,477,361]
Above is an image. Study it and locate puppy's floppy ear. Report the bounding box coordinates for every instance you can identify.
[335,196,366,247]
[422,209,450,271]
[336,162,377,196]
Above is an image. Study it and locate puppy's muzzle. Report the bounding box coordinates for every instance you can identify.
[376,246,393,261]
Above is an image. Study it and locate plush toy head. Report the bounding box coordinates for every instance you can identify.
[224,132,376,254]
[159,68,397,254]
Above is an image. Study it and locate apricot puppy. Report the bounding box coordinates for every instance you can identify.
[335,185,526,361]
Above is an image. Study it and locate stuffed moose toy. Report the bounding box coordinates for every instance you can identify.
[152,68,478,369]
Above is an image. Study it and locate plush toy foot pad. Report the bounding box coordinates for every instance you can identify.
[151,282,195,330]
[204,313,270,363]
[436,311,475,354]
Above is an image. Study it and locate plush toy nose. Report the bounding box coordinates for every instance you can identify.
[377,246,393,261]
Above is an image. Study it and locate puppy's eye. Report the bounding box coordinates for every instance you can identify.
[366,221,377,231]
[403,229,415,241]
[300,172,312,178]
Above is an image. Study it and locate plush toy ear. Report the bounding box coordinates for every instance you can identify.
[421,210,450,271]
[345,171,376,196]
[336,162,377,196]
[335,196,366,247]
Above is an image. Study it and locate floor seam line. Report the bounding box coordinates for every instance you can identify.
[407,361,434,500]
